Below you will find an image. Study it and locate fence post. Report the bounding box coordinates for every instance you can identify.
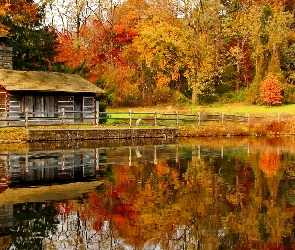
[154,111,157,127]
[221,112,224,124]
[129,109,132,127]
[198,112,200,126]
[62,108,65,125]
[95,101,99,125]
[25,107,28,129]
[176,111,179,127]
[95,109,99,125]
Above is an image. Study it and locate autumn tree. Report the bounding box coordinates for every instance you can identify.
[6,3,58,71]
[161,0,215,104]
[133,9,190,96]
[0,1,58,71]
[53,0,145,106]
[41,0,295,106]
[40,0,98,37]
[135,0,225,104]
[0,0,38,36]
[260,73,282,105]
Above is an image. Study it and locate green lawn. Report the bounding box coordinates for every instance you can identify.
[103,103,295,126]
[194,103,295,115]
[107,103,295,116]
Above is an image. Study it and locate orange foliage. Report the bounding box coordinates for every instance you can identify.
[260,73,282,105]
[0,1,38,36]
[238,0,295,6]
[155,163,170,178]
[54,19,138,83]
[259,151,280,177]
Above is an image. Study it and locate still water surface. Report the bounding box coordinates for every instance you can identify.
[1,137,295,249]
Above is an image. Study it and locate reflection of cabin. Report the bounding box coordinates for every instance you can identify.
[6,149,98,185]
[0,205,13,236]
[0,69,104,124]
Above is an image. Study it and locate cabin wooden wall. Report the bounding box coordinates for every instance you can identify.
[6,92,96,123]
[0,87,7,125]
[23,95,58,117]
[44,96,57,117]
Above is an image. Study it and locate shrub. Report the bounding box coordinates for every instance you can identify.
[246,80,262,105]
[281,82,295,104]
[260,73,282,105]
[218,88,249,104]
[153,87,176,104]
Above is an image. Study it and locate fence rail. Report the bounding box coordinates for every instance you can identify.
[99,110,295,127]
[0,108,98,128]
[0,108,294,128]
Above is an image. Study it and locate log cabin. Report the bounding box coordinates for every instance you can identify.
[0,40,104,124]
[0,69,104,124]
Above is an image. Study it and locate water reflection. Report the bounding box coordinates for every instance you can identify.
[1,137,295,249]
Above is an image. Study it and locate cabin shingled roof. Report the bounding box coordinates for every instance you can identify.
[0,69,104,94]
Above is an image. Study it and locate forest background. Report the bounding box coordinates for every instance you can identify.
[2,0,295,109]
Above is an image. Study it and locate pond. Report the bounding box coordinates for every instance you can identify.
[1,136,295,249]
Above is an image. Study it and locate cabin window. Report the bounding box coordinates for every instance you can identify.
[58,96,74,118]
[83,97,95,123]
[8,94,21,120]
[83,97,94,112]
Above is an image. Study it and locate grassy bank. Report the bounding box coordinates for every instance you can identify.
[1,119,294,143]
[2,104,295,142]
[179,118,295,137]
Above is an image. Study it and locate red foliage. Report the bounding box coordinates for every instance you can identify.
[260,73,282,105]
[54,19,138,82]
[227,37,254,86]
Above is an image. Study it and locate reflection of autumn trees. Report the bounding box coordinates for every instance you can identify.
[259,151,281,177]
[43,139,295,249]
[9,202,58,250]
[223,148,295,249]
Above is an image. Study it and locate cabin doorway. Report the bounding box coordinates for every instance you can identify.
[74,97,82,123]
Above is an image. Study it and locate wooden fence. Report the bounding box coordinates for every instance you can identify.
[0,108,293,128]
[99,110,295,127]
[0,108,98,128]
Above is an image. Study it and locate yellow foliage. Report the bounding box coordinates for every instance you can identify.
[155,163,170,178]
[155,72,170,89]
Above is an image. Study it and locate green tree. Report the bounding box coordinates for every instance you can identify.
[170,0,224,104]
[6,2,58,71]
